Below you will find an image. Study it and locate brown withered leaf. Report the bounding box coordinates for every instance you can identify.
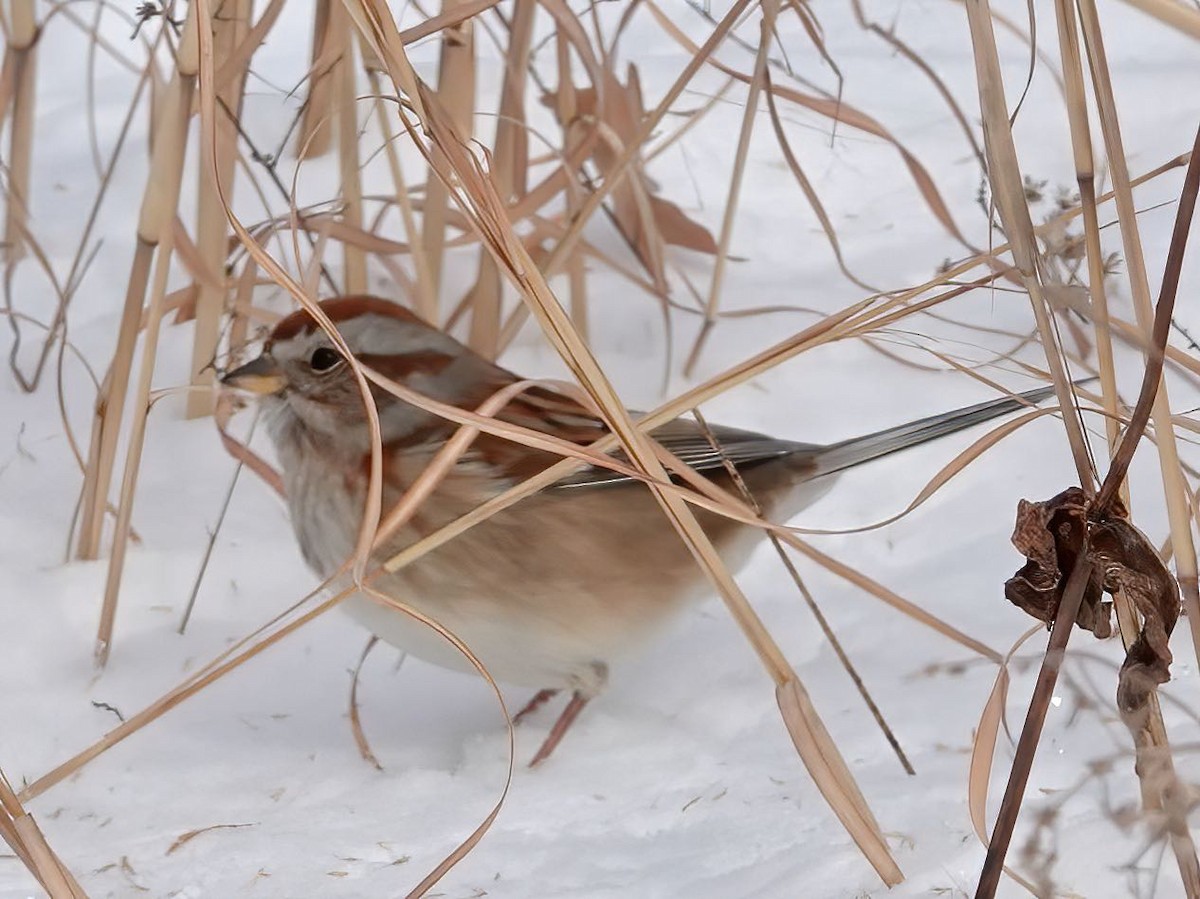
[548,65,718,289]
[1090,518,1179,731]
[648,195,719,254]
[1004,487,1110,636]
[1003,488,1184,781]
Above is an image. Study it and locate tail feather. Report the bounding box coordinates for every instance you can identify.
[812,383,1066,478]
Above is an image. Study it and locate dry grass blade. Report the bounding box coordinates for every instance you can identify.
[777,679,902,885]
[420,0,476,302]
[2,0,36,264]
[364,65,437,321]
[347,3,905,880]
[335,3,368,295]
[349,636,384,770]
[76,5,200,563]
[850,0,986,168]
[186,0,250,419]
[1115,0,1200,38]
[1075,0,1200,673]
[762,66,875,292]
[962,0,1096,490]
[298,0,337,159]
[692,0,780,374]
[165,822,257,856]
[782,535,1001,662]
[0,767,86,897]
[693,408,912,775]
[644,0,972,249]
[92,9,202,664]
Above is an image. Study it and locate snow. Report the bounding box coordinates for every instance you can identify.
[2,1,1199,897]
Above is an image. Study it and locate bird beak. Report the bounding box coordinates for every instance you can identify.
[221,354,286,395]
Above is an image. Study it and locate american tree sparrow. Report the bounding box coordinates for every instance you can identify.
[223,296,1055,763]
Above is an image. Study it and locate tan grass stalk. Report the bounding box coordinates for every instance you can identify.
[95,208,181,665]
[1051,0,1176,814]
[491,0,534,204]
[1116,0,1200,38]
[186,0,251,419]
[555,30,589,342]
[2,0,36,264]
[212,0,284,95]
[299,0,337,159]
[0,767,86,897]
[18,46,157,394]
[421,0,477,299]
[690,0,780,376]
[1075,0,1200,670]
[961,0,1096,487]
[92,9,200,662]
[364,64,437,321]
[335,1,368,294]
[464,0,535,358]
[1087,122,1200,893]
[76,7,200,561]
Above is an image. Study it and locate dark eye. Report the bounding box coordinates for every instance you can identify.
[309,347,343,372]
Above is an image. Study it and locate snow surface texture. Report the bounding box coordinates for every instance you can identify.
[2,1,1199,897]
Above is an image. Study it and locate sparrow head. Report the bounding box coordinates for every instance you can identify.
[222,296,502,449]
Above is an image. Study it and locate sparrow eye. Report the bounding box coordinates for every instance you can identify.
[309,347,343,372]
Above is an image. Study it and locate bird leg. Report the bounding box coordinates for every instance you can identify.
[528,691,590,767]
[512,688,559,725]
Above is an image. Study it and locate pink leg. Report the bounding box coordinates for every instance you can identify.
[512,688,559,726]
[529,692,590,767]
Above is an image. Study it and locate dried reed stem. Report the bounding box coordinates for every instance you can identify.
[186,0,250,419]
[75,10,203,557]
[963,0,1096,490]
[335,1,368,294]
[1116,0,1200,38]
[1075,0,1200,673]
[299,0,336,158]
[93,7,200,664]
[2,0,36,264]
[691,0,779,374]
[0,768,86,897]
[364,63,437,321]
[1051,0,1171,814]
[465,0,534,358]
[422,0,477,298]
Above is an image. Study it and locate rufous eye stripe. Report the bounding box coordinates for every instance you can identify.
[270,295,427,342]
[357,351,456,379]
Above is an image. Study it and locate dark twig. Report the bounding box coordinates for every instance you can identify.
[179,408,263,634]
[976,557,1095,898]
[215,96,340,296]
[691,409,915,776]
[1094,124,1200,515]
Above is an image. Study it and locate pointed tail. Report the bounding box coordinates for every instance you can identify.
[812,383,1069,478]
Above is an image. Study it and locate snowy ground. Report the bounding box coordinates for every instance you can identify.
[2,1,1200,897]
